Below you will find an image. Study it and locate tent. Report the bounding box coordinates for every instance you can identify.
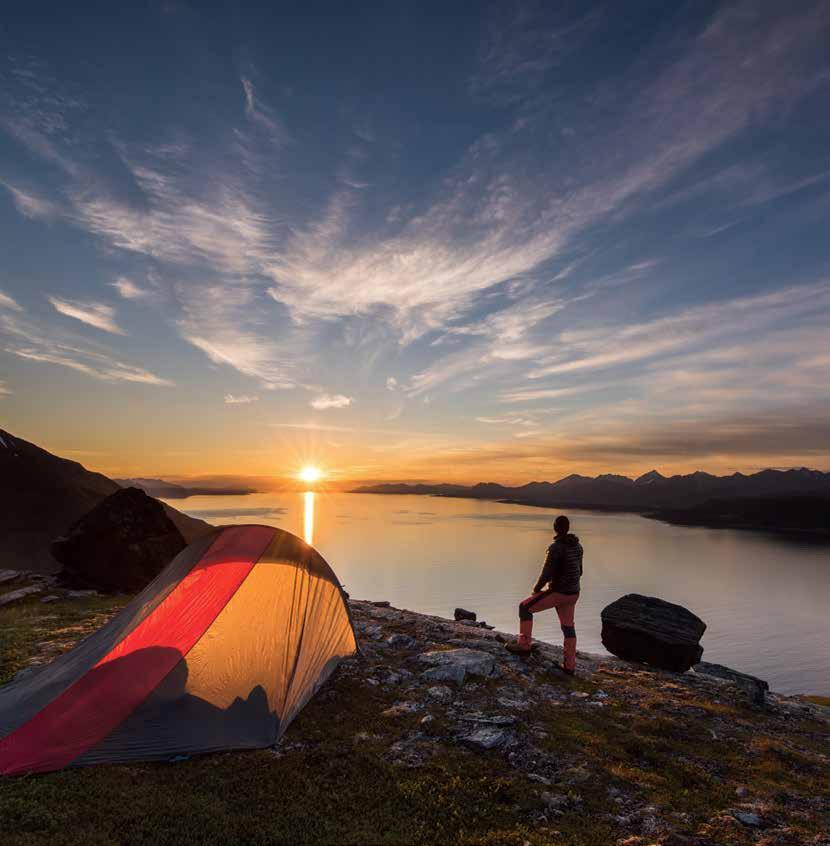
[0,524,358,776]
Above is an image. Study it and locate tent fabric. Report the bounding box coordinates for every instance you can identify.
[0,525,358,776]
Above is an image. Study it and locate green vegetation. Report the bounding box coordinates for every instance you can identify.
[1,595,828,845]
[0,590,128,685]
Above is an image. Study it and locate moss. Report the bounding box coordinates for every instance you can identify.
[0,594,129,684]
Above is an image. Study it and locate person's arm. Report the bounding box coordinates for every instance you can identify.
[532,544,558,593]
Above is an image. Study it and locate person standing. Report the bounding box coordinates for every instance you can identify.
[506,515,582,674]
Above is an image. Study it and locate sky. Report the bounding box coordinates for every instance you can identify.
[1,0,829,485]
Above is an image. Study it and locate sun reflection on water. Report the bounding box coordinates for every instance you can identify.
[303,490,315,545]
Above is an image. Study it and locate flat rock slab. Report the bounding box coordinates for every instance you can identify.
[0,584,43,607]
[458,713,517,726]
[601,593,706,672]
[459,727,510,750]
[386,633,417,648]
[732,811,763,827]
[382,702,421,717]
[497,696,530,710]
[418,648,499,685]
[694,662,769,705]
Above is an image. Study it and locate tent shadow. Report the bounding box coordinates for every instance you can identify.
[73,646,279,766]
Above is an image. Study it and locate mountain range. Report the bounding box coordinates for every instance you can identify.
[113,478,255,499]
[0,429,211,573]
[353,469,830,532]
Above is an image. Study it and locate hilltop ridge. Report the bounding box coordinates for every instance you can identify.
[0,429,211,573]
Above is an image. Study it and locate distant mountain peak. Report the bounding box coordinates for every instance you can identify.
[634,470,665,485]
[596,473,634,484]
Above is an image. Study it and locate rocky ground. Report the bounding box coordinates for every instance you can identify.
[342,600,830,845]
[0,580,828,845]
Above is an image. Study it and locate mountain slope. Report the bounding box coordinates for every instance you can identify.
[0,429,211,573]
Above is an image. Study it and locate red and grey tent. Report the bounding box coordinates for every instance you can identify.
[0,525,358,776]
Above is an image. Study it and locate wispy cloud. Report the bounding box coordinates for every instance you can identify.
[224,393,259,404]
[1,180,57,220]
[48,296,126,335]
[528,282,830,379]
[0,380,10,397]
[0,290,22,311]
[1,309,172,386]
[110,277,149,300]
[70,165,275,275]
[310,393,353,410]
[499,384,608,404]
[259,0,830,343]
[176,284,295,389]
[240,75,285,142]
[476,416,536,426]
[9,347,173,385]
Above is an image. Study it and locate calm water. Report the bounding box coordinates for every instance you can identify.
[170,491,830,696]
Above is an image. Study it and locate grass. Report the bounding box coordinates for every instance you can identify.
[1,594,829,845]
[0,592,129,685]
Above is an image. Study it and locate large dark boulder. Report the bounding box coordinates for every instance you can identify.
[601,594,706,672]
[51,487,186,592]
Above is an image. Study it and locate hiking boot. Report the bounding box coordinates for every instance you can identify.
[551,660,576,676]
[505,640,533,656]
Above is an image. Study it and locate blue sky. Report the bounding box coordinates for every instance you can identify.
[1,0,829,482]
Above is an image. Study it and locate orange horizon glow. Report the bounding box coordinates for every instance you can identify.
[298,465,322,485]
[9,425,830,488]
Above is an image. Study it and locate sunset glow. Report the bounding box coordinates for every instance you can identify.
[0,3,828,487]
[298,465,322,485]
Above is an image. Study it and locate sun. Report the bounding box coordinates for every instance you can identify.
[298,465,322,485]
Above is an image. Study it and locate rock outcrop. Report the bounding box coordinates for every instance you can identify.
[454,607,476,622]
[694,661,769,706]
[418,648,499,684]
[51,487,186,592]
[600,593,706,671]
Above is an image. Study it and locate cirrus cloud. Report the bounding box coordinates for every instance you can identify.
[48,296,125,335]
[110,277,149,300]
[310,393,353,410]
[0,290,22,311]
[224,393,259,404]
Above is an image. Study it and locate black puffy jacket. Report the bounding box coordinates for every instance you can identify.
[533,533,583,595]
